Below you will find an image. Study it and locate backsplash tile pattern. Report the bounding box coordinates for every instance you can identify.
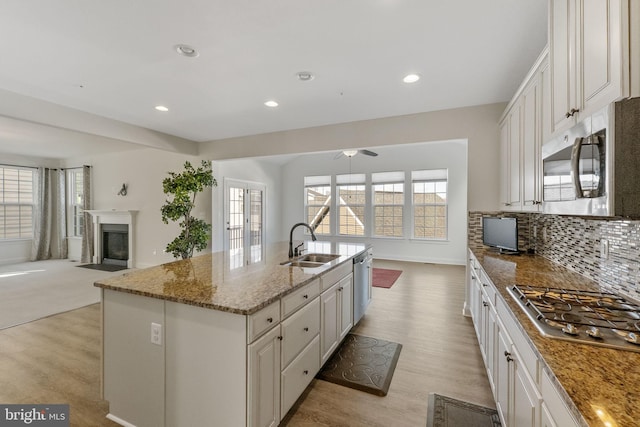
[468,212,640,302]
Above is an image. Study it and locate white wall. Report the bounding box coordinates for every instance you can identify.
[199,103,503,213]
[281,141,468,264]
[62,148,213,268]
[210,158,284,252]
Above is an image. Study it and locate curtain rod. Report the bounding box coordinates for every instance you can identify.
[0,164,92,170]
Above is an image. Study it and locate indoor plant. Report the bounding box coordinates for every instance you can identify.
[161,160,216,259]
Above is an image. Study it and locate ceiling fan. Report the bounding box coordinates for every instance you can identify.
[334,149,379,159]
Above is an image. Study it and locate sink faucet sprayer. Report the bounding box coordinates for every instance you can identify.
[288,222,317,258]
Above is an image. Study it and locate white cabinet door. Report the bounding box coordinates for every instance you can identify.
[338,274,353,341]
[248,326,281,427]
[499,119,510,209]
[550,0,629,135]
[521,74,542,210]
[320,282,340,365]
[580,0,626,117]
[512,347,540,427]
[495,319,512,426]
[550,0,577,134]
[508,105,522,209]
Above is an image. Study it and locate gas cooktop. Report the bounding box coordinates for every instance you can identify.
[508,284,640,353]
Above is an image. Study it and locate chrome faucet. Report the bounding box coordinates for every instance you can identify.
[288,222,317,258]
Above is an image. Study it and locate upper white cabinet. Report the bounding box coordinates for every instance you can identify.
[549,0,631,136]
[499,49,549,212]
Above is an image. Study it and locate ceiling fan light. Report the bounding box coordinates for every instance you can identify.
[343,150,358,157]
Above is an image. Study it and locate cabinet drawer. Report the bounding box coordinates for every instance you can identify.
[281,298,320,367]
[281,335,320,417]
[321,262,352,292]
[478,269,496,306]
[247,300,281,344]
[496,297,539,384]
[281,279,320,319]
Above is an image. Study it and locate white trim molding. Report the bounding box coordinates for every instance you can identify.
[86,210,138,268]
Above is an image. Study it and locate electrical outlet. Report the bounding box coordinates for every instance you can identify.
[600,239,609,260]
[151,322,162,346]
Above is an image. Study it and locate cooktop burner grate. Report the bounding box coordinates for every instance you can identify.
[508,285,640,353]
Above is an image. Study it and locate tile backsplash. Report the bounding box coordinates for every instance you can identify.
[469,211,640,302]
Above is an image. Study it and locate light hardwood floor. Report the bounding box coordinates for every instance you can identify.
[0,259,493,426]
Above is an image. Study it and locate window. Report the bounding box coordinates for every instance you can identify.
[337,174,365,236]
[412,169,448,240]
[0,166,34,239]
[372,171,404,238]
[66,169,84,237]
[304,176,331,235]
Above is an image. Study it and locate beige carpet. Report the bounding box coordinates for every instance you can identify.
[0,259,130,330]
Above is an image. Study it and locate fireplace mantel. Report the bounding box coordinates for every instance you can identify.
[86,210,137,268]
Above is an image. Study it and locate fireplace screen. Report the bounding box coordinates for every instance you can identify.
[102,224,129,266]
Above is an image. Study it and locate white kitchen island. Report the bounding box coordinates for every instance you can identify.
[94,241,371,427]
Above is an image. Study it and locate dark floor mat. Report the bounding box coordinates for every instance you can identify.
[77,263,127,272]
[316,333,402,396]
[427,393,501,427]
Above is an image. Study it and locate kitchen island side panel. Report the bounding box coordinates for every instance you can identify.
[165,301,247,427]
[103,289,165,427]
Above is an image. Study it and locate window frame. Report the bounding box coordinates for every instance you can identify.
[0,165,35,240]
[304,176,332,235]
[411,170,448,241]
[371,172,405,239]
[67,168,84,238]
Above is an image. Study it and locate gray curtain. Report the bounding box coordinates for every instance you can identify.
[31,168,67,260]
[80,165,94,263]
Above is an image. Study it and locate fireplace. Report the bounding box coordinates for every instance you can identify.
[86,210,137,268]
[102,224,129,266]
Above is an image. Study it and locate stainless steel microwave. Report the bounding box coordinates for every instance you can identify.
[542,105,611,216]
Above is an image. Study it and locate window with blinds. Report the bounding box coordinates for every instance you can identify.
[372,171,404,238]
[67,169,84,237]
[304,175,331,235]
[412,169,448,240]
[0,166,34,239]
[336,173,365,236]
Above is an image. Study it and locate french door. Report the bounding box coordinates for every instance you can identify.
[224,179,265,267]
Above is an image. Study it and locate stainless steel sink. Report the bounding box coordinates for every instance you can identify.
[280,253,340,268]
[298,253,340,263]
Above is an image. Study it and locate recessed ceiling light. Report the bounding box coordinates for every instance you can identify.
[155,105,169,112]
[403,73,420,83]
[174,44,199,58]
[296,71,315,81]
[264,100,279,108]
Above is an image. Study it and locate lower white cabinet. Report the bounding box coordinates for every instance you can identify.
[467,250,581,427]
[281,336,320,415]
[248,326,282,427]
[320,273,354,365]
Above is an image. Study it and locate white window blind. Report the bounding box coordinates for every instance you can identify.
[0,166,34,239]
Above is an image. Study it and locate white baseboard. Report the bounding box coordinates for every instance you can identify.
[106,413,137,427]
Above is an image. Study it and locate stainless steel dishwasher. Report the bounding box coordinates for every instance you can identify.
[353,248,373,324]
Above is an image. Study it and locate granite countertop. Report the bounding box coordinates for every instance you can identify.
[471,248,639,427]
[94,241,368,315]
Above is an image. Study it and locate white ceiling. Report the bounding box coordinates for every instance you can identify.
[0,0,547,158]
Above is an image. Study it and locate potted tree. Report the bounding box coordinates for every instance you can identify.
[161,160,216,259]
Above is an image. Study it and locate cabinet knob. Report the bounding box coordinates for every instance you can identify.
[338,287,343,291]
[482,302,488,307]
[504,350,513,362]
[278,336,283,341]
[303,294,308,299]
[267,317,273,323]
[566,108,580,118]
[303,370,309,375]
[506,355,514,362]
[482,283,488,287]
[504,350,510,357]
[303,327,309,332]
